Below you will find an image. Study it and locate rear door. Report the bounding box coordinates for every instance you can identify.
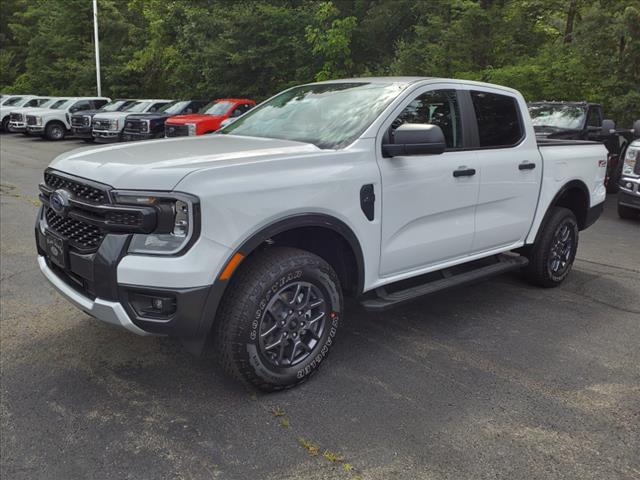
[469,89,541,253]
[377,85,480,276]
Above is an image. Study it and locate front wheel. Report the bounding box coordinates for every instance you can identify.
[44,122,66,141]
[1,116,9,132]
[214,247,342,391]
[522,207,579,288]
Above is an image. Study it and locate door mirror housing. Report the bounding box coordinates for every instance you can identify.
[382,123,446,157]
[633,120,640,138]
[601,119,616,134]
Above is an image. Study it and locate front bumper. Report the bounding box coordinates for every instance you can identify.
[26,125,44,134]
[71,126,93,138]
[36,205,231,340]
[122,131,154,141]
[8,121,26,132]
[92,129,122,142]
[618,176,640,210]
[38,256,150,335]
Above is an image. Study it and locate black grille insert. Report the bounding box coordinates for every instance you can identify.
[26,116,37,126]
[44,172,108,204]
[45,207,105,252]
[165,124,189,137]
[10,113,23,122]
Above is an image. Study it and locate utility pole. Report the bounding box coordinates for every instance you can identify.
[93,0,102,96]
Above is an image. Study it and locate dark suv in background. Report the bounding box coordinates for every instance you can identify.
[122,100,209,141]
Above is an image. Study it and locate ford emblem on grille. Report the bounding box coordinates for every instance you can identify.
[50,189,72,217]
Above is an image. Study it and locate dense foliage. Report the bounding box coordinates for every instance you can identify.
[1,0,638,125]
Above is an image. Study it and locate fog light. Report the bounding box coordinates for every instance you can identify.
[626,182,633,189]
[129,292,177,319]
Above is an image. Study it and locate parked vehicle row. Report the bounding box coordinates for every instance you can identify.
[1,93,256,142]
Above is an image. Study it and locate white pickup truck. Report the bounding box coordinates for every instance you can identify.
[25,97,111,140]
[36,78,607,390]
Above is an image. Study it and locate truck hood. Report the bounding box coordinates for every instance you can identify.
[93,111,131,121]
[49,134,321,190]
[23,108,65,117]
[166,114,222,125]
[125,112,170,122]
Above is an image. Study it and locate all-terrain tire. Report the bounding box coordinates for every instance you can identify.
[617,203,638,220]
[214,246,342,391]
[523,207,579,288]
[45,121,66,141]
[1,116,9,132]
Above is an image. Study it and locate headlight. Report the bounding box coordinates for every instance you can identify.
[622,147,638,176]
[186,123,196,136]
[34,116,43,126]
[109,119,119,130]
[112,191,199,255]
[83,115,91,126]
[140,120,149,133]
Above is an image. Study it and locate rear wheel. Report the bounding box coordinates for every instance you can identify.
[617,203,638,220]
[214,247,342,391]
[523,207,579,287]
[45,121,66,141]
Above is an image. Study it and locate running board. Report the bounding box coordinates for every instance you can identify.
[361,254,529,312]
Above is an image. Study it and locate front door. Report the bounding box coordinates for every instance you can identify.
[377,87,479,277]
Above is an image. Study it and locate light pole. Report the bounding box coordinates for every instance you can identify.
[93,0,102,96]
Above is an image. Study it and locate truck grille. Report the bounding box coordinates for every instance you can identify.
[124,119,146,133]
[45,207,105,251]
[10,113,23,122]
[635,158,640,176]
[165,124,189,137]
[44,171,108,204]
[71,115,91,127]
[26,115,38,125]
[92,119,111,130]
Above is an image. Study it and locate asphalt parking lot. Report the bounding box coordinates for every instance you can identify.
[1,133,639,480]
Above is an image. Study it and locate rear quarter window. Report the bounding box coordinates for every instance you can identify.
[471,91,523,148]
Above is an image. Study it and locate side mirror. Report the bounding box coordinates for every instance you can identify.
[219,118,235,129]
[601,119,616,134]
[383,123,446,157]
[633,120,640,138]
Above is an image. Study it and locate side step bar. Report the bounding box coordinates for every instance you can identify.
[361,254,529,312]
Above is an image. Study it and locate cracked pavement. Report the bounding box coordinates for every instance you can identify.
[1,134,639,479]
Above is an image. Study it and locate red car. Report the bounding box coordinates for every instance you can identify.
[165,98,255,137]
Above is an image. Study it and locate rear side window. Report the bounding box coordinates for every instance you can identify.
[93,99,109,109]
[471,91,523,147]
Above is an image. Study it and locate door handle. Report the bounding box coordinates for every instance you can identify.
[519,162,536,170]
[453,168,476,177]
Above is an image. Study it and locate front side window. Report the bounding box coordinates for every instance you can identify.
[392,89,462,149]
[159,101,191,115]
[220,82,407,149]
[148,102,170,112]
[471,91,523,147]
[93,99,109,109]
[25,99,40,107]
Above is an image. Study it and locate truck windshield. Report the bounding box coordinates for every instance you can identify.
[529,105,586,130]
[50,99,73,109]
[2,97,24,106]
[101,100,131,112]
[220,82,406,149]
[122,101,151,113]
[159,101,191,115]
[203,101,233,116]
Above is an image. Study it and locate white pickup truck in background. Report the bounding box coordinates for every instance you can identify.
[25,97,111,140]
[36,77,607,390]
